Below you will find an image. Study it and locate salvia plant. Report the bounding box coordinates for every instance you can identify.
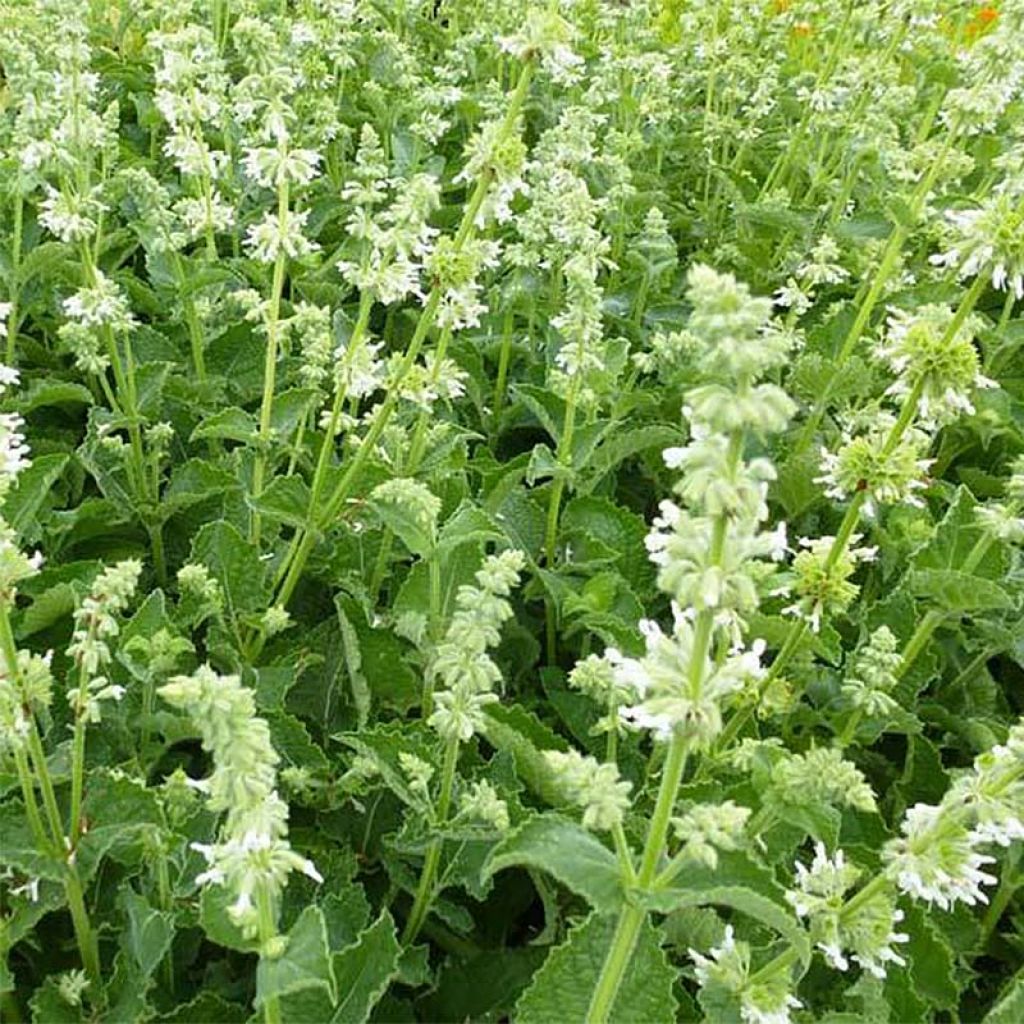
[1,0,1023,1022]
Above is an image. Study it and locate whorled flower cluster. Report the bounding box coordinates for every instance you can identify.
[427,550,525,744]
[543,748,631,832]
[66,559,142,722]
[599,265,795,748]
[159,665,322,940]
[785,843,908,978]
[883,721,1024,910]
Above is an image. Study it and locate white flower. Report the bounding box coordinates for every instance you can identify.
[690,926,803,1024]
[39,185,104,243]
[245,209,318,263]
[884,803,998,910]
[63,273,136,331]
[243,145,322,188]
[0,413,31,483]
[9,876,41,902]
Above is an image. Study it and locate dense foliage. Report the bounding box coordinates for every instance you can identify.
[1,1,1023,1021]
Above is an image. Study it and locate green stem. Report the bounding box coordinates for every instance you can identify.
[268,294,373,605]
[25,724,64,854]
[13,746,50,854]
[256,886,282,1024]
[64,869,102,995]
[896,526,996,679]
[979,848,1020,944]
[492,306,515,429]
[176,256,208,382]
[402,736,459,944]
[544,375,582,665]
[157,852,176,994]
[612,823,636,885]
[0,605,63,846]
[148,523,167,588]
[585,905,647,1024]
[794,120,963,454]
[407,325,454,471]
[250,180,291,546]
[589,564,730,1023]
[68,616,102,847]
[68,711,88,848]
[837,708,863,747]
[767,375,924,687]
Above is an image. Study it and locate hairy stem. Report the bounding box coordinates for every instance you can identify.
[403,735,459,944]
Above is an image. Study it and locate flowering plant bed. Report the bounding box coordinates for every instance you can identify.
[1,1,1023,1022]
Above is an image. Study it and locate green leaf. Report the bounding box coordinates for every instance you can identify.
[911,487,1005,580]
[336,595,419,720]
[492,487,547,560]
[78,771,165,878]
[337,722,435,809]
[248,475,312,530]
[561,497,652,592]
[199,886,259,953]
[256,906,335,1008]
[420,948,548,1022]
[191,519,268,619]
[484,814,623,914]
[270,387,318,437]
[436,502,503,556]
[190,406,258,444]
[984,975,1024,1024]
[579,424,682,491]
[252,665,297,713]
[0,801,66,880]
[18,581,77,637]
[268,711,329,772]
[908,568,1013,612]
[515,912,677,1024]
[526,442,574,486]
[164,458,241,511]
[321,884,372,951]
[29,976,88,1023]
[12,379,93,414]
[514,384,566,443]
[335,596,372,729]
[904,906,958,1009]
[481,704,570,809]
[121,889,174,979]
[331,910,402,1023]
[641,852,809,961]
[3,453,68,541]
[155,993,248,1023]
[369,490,436,559]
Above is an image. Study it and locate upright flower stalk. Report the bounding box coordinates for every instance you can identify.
[159,665,323,1024]
[244,131,323,545]
[587,266,795,1021]
[403,550,525,944]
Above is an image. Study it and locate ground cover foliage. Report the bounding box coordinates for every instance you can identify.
[1,0,1023,1021]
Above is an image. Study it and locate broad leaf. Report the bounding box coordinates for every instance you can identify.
[256,905,335,1008]
[515,912,677,1024]
[331,910,402,1023]
[484,814,623,914]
